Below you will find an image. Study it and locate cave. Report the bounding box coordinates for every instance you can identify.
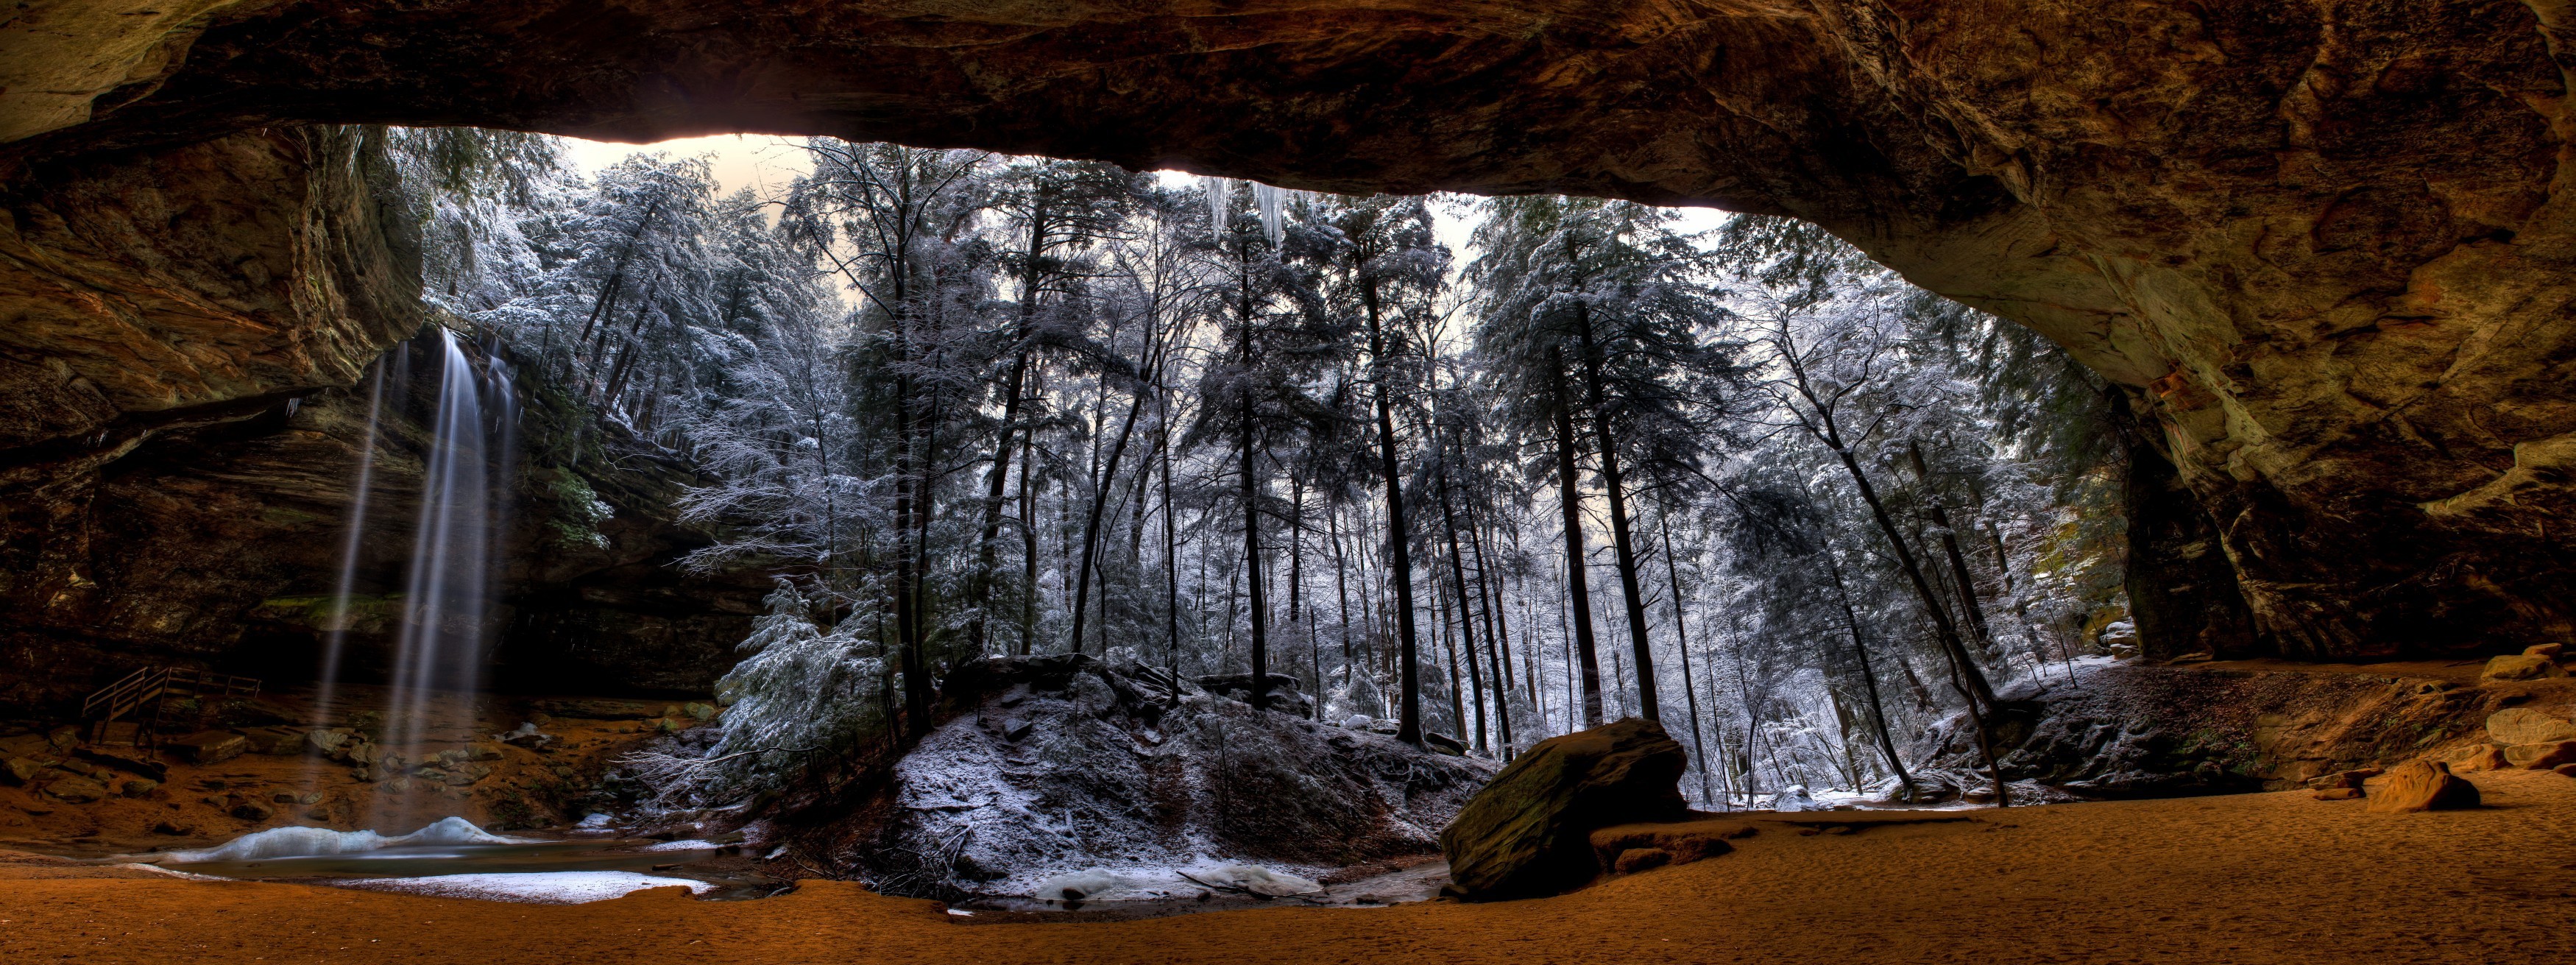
[4,3,2575,960]
[7,1,2568,669]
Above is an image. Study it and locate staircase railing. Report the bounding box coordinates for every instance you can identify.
[79,667,263,748]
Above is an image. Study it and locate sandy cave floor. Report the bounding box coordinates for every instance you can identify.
[3,770,2572,964]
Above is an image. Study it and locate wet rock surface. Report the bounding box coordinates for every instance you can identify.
[1921,660,2556,797]
[0,315,770,716]
[818,654,1492,901]
[1437,718,1687,902]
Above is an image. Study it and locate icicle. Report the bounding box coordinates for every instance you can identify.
[1203,175,1231,233]
[1253,183,1287,247]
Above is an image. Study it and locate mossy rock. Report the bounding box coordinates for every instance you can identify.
[1437,718,1687,901]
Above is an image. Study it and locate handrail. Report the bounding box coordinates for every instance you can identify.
[80,666,263,729]
[81,666,164,720]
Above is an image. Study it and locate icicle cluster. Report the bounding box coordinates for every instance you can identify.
[1253,183,1287,246]
[1203,174,1231,231]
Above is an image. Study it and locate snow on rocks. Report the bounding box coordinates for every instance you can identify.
[335,872,714,904]
[860,654,1493,900]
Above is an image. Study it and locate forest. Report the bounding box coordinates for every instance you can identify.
[388,127,2129,809]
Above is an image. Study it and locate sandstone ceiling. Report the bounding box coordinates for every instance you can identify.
[2,0,2572,657]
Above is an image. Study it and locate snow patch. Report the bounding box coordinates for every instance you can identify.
[336,872,714,904]
[639,839,721,852]
[162,816,526,863]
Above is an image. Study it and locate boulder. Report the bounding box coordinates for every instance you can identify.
[1612,848,1671,874]
[533,699,659,720]
[2,757,46,785]
[2527,643,2566,660]
[1437,718,1688,901]
[239,727,309,755]
[2307,768,2385,790]
[43,776,110,803]
[2365,760,2480,813]
[2480,654,2566,682]
[1195,673,1316,717]
[2452,746,2511,774]
[169,731,247,765]
[228,800,275,821]
[74,749,166,781]
[121,779,158,797]
[2503,741,2576,770]
[2313,788,2363,801]
[2485,708,2576,746]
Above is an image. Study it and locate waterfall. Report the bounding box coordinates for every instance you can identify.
[310,342,408,750]
[369,328,515,818]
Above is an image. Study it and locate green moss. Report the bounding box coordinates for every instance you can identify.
[252,593,404,633]
[258,506,327,527]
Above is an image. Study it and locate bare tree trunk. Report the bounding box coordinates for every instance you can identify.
[1547,346,1605,727]
[1570,306,1660,721]
[1436,464,1490,754]
[1655,507,1718,805]
[1361,281,1423,744]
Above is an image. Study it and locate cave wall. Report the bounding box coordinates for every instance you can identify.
[0,130,764,717]
[0,1,2572,659]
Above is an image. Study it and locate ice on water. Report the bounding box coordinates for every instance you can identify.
[162,816,525,863]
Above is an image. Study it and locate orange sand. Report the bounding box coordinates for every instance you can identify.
[5,770,2572,964]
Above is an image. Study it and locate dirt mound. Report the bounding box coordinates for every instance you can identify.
[810,654,1493,899]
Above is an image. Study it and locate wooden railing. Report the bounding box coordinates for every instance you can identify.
[80,667,262,747]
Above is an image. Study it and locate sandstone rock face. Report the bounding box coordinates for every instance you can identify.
[1928,661,2512,796]
[2503,740,2576,770]
[0,316,770,715]
[2481,654,2568,683]
[2485,708,2576,746]
[0,1,2567,660]
[2365,760,2480,813]
[1438,718,1687,901]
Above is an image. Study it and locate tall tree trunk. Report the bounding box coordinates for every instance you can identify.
[1018,378,1041,655]
[1360,280,1424,744]
[1819,545,1917,802]
[1547,346,1606,727]
[1655,508,1717,805]
[1570,306,1660,721]
[1907,441,1999,656]
[1436,581,1468,741]
[1436,464,1489,754]
[1238,266,1269,713]
[1466,504,1515,749]
[1069,372,1150,651]
[966,199,1052,653]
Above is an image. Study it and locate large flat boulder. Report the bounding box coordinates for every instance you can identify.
[2485,708,2576,746]
[1437,718,1687,901]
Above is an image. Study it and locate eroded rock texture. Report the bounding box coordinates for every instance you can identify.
[0,1,2570,657]
[0,316,768,715]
